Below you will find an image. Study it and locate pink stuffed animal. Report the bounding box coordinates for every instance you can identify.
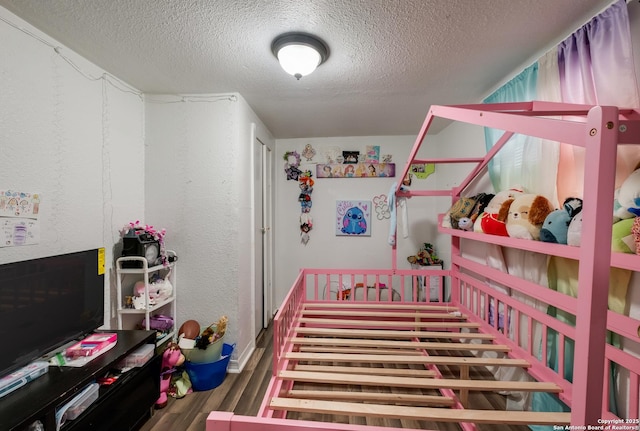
[156,342,185,409]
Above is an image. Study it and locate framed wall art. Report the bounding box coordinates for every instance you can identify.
[336,200,371,236]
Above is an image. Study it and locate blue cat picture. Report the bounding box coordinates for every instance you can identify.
[336,200,371,236]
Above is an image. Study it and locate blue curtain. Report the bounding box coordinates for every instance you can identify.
[483,63,538,192]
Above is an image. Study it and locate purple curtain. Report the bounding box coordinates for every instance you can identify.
[557,0,640,202]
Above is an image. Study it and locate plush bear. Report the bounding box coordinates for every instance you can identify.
[156,342,185,409]
[477,187,525,236]
[540,198,583,244]
[502,194,554,240]
[614,168,640,221]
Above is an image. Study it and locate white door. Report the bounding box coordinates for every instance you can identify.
[253,133,273,337]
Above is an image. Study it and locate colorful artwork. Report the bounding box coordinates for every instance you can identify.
[1,218,40,247]
[316,163,395,178]
[0,190,41,247]
[336,200,371,236]
[365,145,380,163]
[411,163,436,179]
[0,190,40,218]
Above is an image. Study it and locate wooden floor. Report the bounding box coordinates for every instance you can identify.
[140,323,531,431]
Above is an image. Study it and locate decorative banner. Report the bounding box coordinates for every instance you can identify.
[336,200,371,236]
[317,163,395,178]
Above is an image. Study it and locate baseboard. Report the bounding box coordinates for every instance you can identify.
[226,340,255,374]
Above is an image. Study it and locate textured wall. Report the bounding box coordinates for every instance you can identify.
[144,94,275,368]
[0,7,145,327]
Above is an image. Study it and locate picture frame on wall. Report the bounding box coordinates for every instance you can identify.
[336,200,371,236]
[365,145,380,163]
[342,151,359,164]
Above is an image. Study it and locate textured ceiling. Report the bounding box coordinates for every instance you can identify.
[0,0,615,139]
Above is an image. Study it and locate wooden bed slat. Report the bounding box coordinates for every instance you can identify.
[290,336,509,352]
[293,364,437,378]
[300,310,467,319]
[285,351,531,368]
[286,389,455,406]
[297,346,427,355]
[298,318,480,328]
[278,370,562,392]
[304,302,457,311]
[270,398,571,425]
[294,326,494,340]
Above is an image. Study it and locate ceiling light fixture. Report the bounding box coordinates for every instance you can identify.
[271,33,329,80]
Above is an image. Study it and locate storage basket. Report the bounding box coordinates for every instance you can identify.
[181,335,224,363]
[184,343,234,391]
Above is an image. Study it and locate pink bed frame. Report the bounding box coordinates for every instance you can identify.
[208,102,640,430]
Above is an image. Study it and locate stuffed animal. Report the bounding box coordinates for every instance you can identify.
[612,218,637,253]
[156,342,185,409]
[457,193,493,231]
[477,187,525,236]
[540,198,583,244]
[633,217,640,255]
[614,168,640,221]
[458,217,474,231]
[502,194,554,240]
[567,212,583,246]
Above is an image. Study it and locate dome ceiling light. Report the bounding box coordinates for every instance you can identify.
[271,33,329,80]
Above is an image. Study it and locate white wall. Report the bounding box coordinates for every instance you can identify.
[0,7,145,328]
[144,93,274,371]
[274,135,443,305]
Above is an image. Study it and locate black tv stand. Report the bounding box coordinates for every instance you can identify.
[0,330,160,431]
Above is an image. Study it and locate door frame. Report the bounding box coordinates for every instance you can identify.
[250,123,274,339]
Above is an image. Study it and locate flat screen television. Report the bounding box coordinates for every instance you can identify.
[0,248,105,377]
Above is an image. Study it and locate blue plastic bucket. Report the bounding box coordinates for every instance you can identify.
[184,343,234,391]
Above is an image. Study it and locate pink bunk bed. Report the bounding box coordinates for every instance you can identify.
[207,101,640,431]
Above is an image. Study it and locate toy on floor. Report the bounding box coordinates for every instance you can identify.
[156,342,185,409]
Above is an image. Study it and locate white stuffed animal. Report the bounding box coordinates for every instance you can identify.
[567,213,583,246]
[614,168,640,221]
[475,186,525,235]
